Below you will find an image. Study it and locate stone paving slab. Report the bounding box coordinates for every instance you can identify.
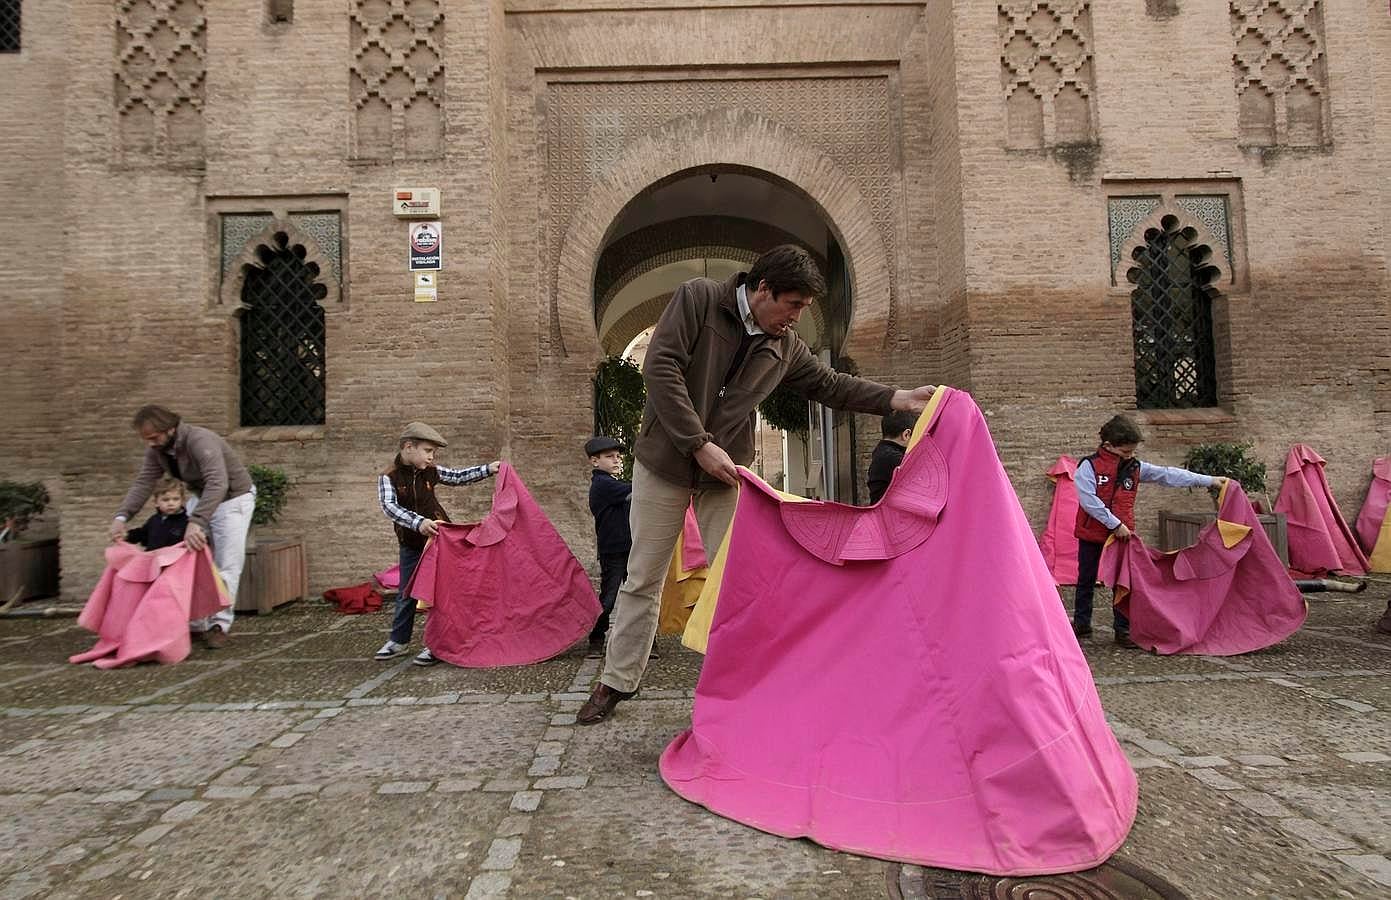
[0,793,155,878]
[0,662,214,709]
[58,792,511,898]
[243,704,548,786]
[4,711,297,793]
[155,660,384,704]
[1123,767,1382,899]
[1253,769,1391,855]
[368,654,582,698]
[1097,679,1391,758]
[1241,631,1391,674]
[560,700,693,777]
[511,776,889,898]
[1313,675,1391,711]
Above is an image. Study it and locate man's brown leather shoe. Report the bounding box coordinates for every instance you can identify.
[576,683,636,725]
[200,628,229,650]
[1113,632,1140,650]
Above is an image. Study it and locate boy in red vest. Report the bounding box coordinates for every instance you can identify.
[373,422,500,666]
[1073,415,1225,648]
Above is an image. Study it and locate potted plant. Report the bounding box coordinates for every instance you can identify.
[0,480,60,608]
[1157,442,1287,562]
[237,465,307,615]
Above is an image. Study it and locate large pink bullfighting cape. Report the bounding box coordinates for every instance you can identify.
[70,542,230,668]
[1098,481,1306,656]
[415,464,600,667]
[1274,444,1368,577]
[1355,457,1391,573]
[663,388,1136,876]
[1039,455,1080,585]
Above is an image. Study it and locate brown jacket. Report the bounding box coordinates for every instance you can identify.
[387,459,451,551]
[635,273,896,488]
[116,424,254,530]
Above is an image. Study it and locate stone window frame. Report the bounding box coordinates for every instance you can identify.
[207,196,348,442]
[1104,179,1246,425]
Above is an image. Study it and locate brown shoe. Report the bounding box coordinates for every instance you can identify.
[576,682,636,726]
[200,628,229,650]
[1113,632,1140,650]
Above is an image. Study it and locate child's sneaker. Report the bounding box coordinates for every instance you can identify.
[412,648,441,667]
[374,640,407,661]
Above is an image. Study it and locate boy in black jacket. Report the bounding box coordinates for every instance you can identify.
[866,410,918,504]
[586,436,632,657]
[123,477,190,550]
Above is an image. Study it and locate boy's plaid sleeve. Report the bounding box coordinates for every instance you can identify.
[437,464,493,486]
[378,474,426,532]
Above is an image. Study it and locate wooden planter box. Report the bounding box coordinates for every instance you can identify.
[0,538,60,604]
[1158,510,1289,565]
[236,537,308,614]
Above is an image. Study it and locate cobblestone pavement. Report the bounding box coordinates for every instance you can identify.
[0,580,1388,899]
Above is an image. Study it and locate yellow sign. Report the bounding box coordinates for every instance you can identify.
[414,271,438,303]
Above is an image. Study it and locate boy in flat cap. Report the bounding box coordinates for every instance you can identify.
[374,422,500,666]
[585,436,632,657]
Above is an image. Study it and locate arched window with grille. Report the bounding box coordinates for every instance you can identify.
[1126,215,1221,409]
[239,231,327,426]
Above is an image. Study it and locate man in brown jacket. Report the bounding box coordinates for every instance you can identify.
[111,405,256,646]
[578,245,937,724]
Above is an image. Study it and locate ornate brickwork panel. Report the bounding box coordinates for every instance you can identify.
[1230,0,1330,148]
[1174,195,1233,273]
[350,0,445,159]
[220,212,341,287]
[1108,197,1162,277]
[114,0,207,161]
[545,76,897,310]
[998,0,1098,149]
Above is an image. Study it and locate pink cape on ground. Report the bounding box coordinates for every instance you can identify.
[415,464,601,667]
[1039,455,1080,585]
[1354,458,1391,573]
[69,542,230,669]
[661,388,1136,876]
[1274,444,1368,577]
[373,564,401,590]
[1098,482,1306,656]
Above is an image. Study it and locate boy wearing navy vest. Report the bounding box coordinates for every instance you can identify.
[373,422,500,667]
[1073,415,1225,648]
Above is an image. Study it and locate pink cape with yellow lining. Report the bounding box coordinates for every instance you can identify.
[1098,481,1306,656]
[70,542,230,668]
[662,388,1136,876]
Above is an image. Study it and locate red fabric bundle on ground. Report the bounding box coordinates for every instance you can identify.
[322,582,384,614]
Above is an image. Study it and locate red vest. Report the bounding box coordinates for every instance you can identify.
[1074,448,1139,543]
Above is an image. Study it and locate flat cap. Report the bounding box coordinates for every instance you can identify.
[584,435,625,457]
[400,422,448,447]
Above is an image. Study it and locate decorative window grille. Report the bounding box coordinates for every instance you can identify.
[239,232,327,426]
[0,1,20,53]
[1126,215,1221,409]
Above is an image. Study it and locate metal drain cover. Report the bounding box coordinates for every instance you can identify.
[892,857,1190,900]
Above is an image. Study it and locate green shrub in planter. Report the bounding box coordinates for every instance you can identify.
[1182,442,1268,496]
[0,481,49,543]
[248,465,292,528]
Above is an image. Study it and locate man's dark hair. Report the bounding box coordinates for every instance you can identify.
[881,409,917,438]
[132,405,181,432]
[1098,414,1144,446]
[747,244,827,299]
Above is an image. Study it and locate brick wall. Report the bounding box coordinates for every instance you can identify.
[2,0,1387,603]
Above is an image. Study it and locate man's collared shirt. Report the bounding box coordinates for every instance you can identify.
[735,283,764,336]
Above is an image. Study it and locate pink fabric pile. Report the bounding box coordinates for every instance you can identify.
[1274,444,1368,577]
[1039,455,1080,585]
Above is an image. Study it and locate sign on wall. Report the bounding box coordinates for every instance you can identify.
[409,221,442,271]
